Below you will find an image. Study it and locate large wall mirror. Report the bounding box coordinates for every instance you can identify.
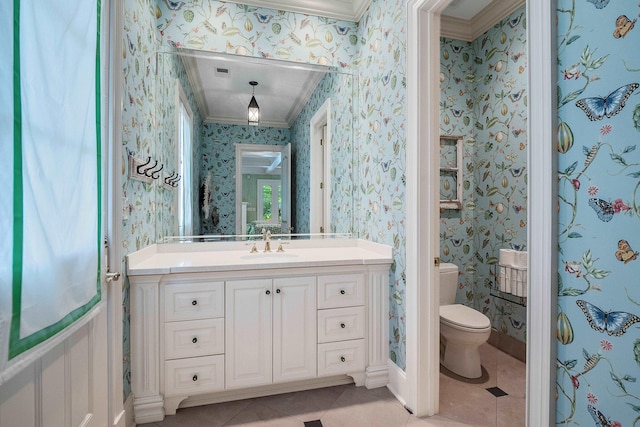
[155,48,356,239]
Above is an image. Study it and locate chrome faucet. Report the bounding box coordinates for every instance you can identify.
[262,228,272,252]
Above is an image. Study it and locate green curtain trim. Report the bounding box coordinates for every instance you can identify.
[96,0,103,298]
[10,0,24,360]
[9,0,103,360]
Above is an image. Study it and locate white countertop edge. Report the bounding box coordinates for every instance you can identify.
[126,238,393,276]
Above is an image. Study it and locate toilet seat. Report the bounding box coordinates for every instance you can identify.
[440,304,490,330]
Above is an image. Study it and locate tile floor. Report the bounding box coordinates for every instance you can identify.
[140,344,525,427]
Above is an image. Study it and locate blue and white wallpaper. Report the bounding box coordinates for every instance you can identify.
[199,124,290,235]
[120,3,640,424]
[556,1,640,425]
[440,8,528,345]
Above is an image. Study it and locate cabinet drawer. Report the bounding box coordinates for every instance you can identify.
[317,274,365,309]
[317,306,365,343]
[317,339,365,376]
[165,318,224,360]
[164,355,224,397]
[164,281,224,322]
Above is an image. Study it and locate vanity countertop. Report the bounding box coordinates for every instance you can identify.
[127,238,393,276]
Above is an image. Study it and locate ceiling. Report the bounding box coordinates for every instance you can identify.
[181,50,327,128]
[181,0,525,127]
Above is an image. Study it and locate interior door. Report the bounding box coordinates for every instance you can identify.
[280,143,292,233]
[0,0,114,426]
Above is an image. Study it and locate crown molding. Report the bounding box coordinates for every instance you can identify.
[441,0,525,42]
[222,0,372,22]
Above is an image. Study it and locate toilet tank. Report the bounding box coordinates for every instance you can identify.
[440,262,459,305]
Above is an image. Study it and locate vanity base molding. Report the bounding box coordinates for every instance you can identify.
[166,374,369,415]
[132,395,165,424]
[128,239,392,423]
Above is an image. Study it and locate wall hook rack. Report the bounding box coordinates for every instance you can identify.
[128,152,163,184]
[162,172,181,190]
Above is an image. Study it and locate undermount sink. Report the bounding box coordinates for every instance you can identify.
[239,252,300,261]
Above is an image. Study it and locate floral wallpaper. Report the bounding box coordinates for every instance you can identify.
[121,0,160,399]
[156,0,358,68]
[291,70,356,234]
[556,1,640,425]
[154,0,409,369]
[200,124,290,235]
[356,0,408,368]
[156,51,204,239]
[439,7,528,345]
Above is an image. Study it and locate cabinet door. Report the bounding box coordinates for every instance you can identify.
[272,276,317,383]
[225,279,272,388]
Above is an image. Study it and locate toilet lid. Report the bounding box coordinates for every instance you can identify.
[440,304,491,329]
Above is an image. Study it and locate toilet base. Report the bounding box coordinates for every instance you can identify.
[441,339,483,379]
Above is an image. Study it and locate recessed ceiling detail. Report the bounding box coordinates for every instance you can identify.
[180,50,327,128]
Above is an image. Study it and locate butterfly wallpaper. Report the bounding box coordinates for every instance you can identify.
[439,8,528,347]
[557,1,640,425]
[117,0,640,422]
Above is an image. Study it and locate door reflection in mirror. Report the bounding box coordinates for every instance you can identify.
[236,143,291,236]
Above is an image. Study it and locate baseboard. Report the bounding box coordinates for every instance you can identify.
[386,359,409,409]
[124,393,135,427]
[179,375,355,409]
[488,329,526,362]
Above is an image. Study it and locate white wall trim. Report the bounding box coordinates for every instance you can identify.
[106,0,126,426]
[123,393,135,427]
[441,0,525,42]
[220,0,372,22]
[406,0,452,417]
[526,1,557,425]
[310,99,331,234]
[386,358,409,407]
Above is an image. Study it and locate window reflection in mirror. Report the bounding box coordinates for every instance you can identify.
[176,81,194,236]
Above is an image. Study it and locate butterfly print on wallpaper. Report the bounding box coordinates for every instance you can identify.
[575,83,639,121]
[615,239,638,263]
[613,15,636,38]
[588,405,615,427]
[589,198,615,222]
[586,0,611,9]
[576,300,640,337]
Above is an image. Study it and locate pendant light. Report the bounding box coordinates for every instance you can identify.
[248,81,260,126]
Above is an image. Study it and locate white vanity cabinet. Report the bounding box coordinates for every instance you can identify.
[225,276,317,388]
[127,239,392,424]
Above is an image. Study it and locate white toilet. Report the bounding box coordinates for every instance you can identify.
[439,263,491,379]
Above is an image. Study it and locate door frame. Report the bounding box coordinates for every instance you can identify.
[310,99,331,234]
[105,0,126,425]
[402,0,557,423]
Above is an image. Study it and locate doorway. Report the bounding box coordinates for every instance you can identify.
[310,99,331,234]
[403,0,556,424]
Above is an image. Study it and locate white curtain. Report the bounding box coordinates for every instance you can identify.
[0,0,101,385]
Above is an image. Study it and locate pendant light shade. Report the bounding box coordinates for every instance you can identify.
[248,81,260,126]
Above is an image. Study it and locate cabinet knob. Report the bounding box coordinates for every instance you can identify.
[192,337,198,344]
[265,290,271,295]
[192,300,198,306]
[340,322,346,329]
[192,375,198,382]
[340,356,346,363]
[340,289,346,295]
[276,288,281,294]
